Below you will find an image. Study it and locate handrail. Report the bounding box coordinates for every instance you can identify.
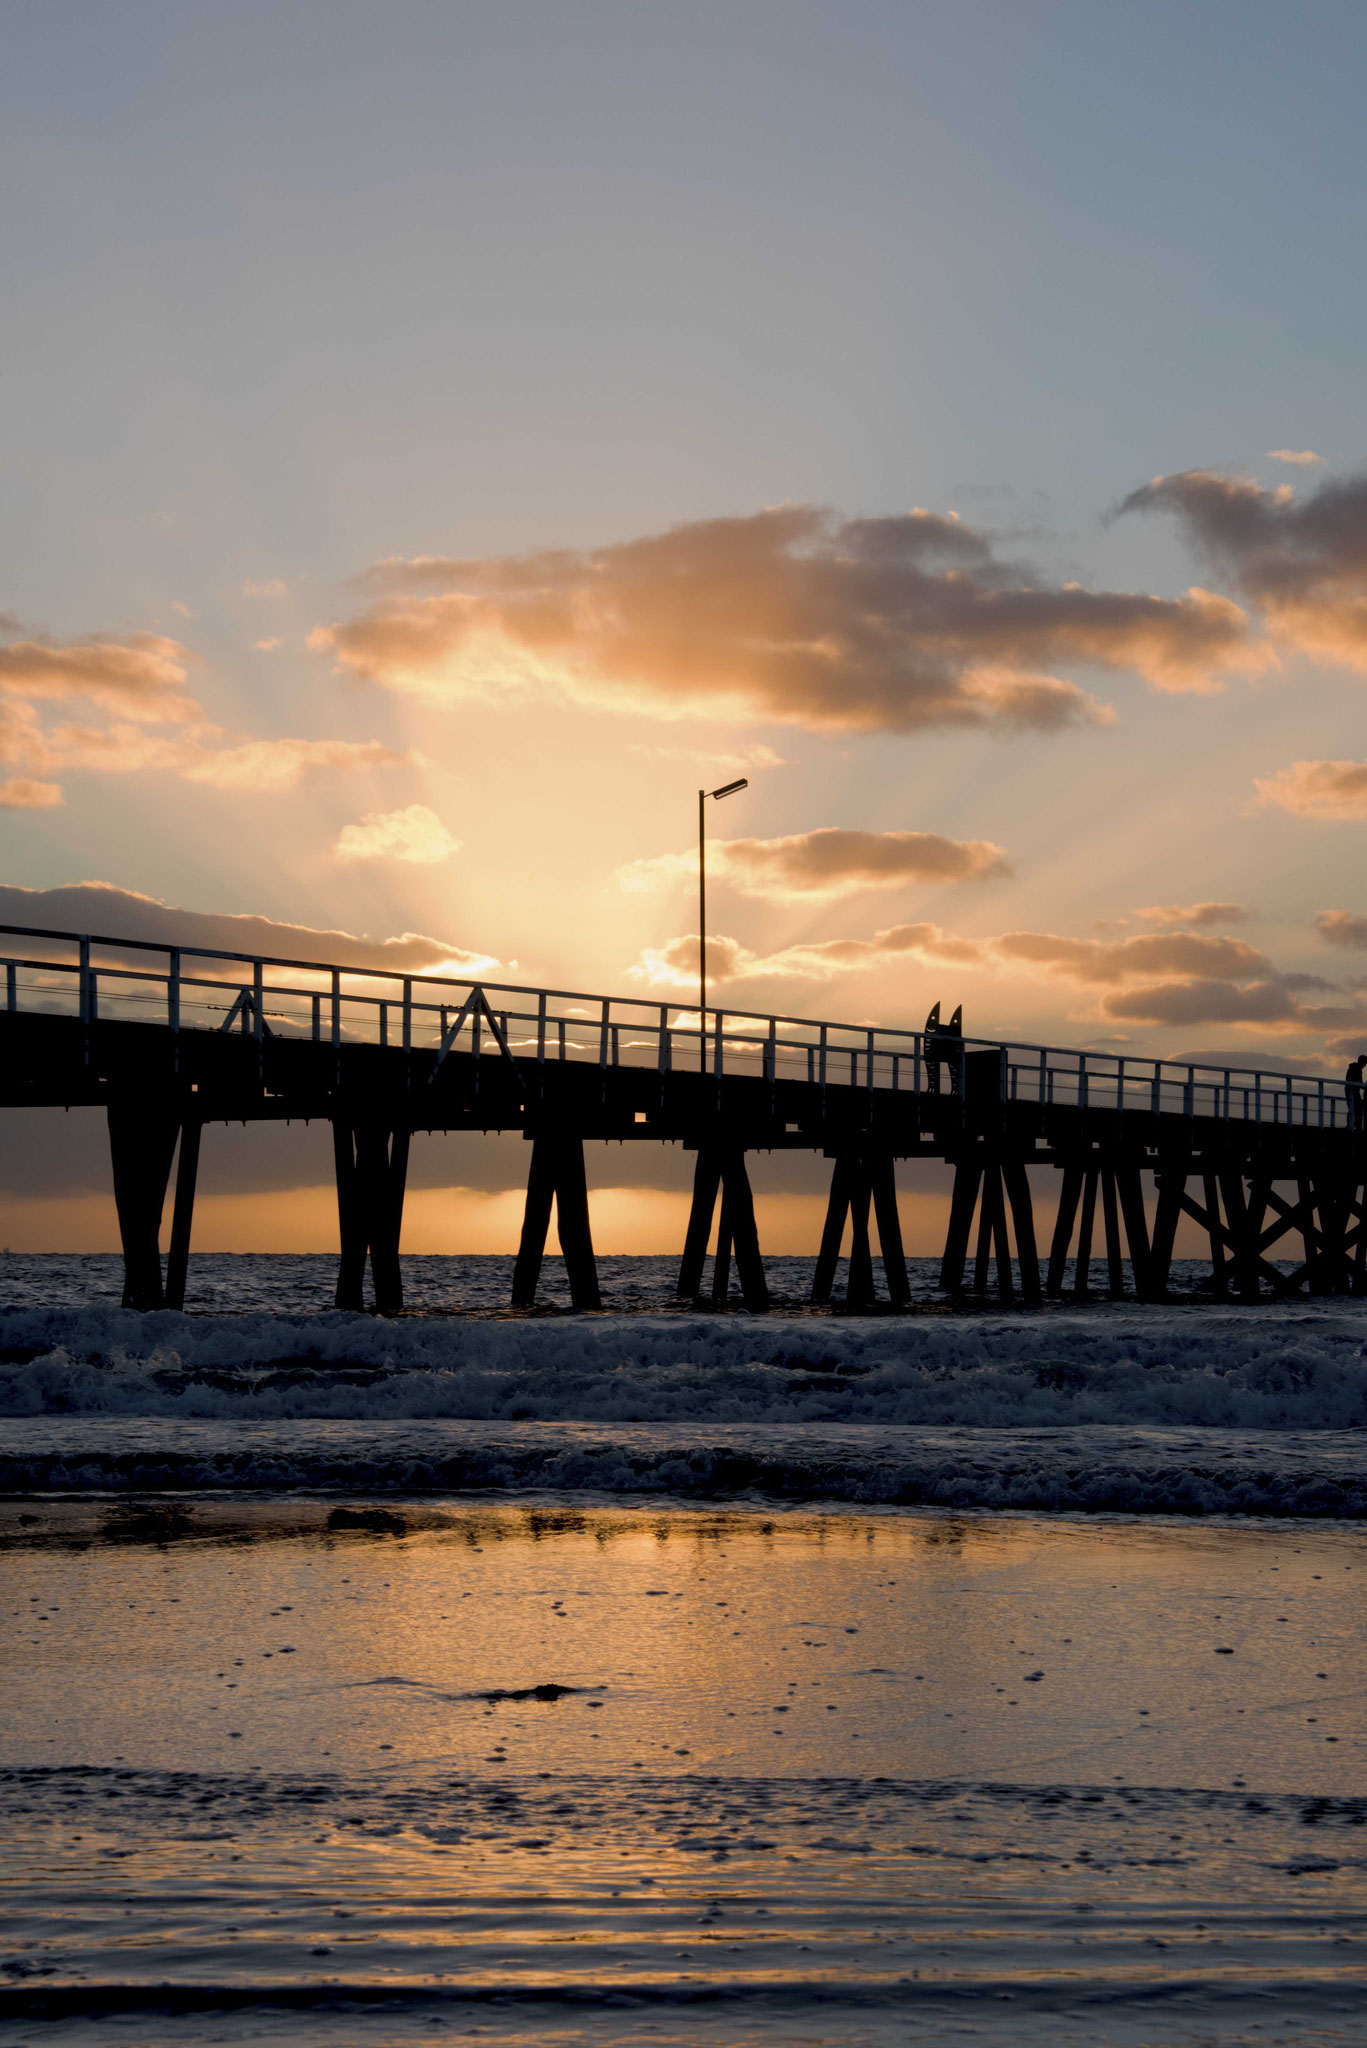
[0,921,1357,1131]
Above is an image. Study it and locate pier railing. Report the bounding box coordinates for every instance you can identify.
[0,922,1355,1131]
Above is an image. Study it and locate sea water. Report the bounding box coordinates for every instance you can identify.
[1,1253,1364,2044]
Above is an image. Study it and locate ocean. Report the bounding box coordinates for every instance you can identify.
[1,1253,1364,2045]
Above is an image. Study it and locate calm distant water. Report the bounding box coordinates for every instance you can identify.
[0,1248,1274,1316]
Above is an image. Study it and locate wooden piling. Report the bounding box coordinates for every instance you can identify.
[1147,1166,1184,1299]
[550,1134,602,1310]
[711,1184,734,1306]
[332,1118,409,1314]
[723,1152,769,1311]
[512,1135,558,1307]
[972,1166,995,1294]
[1073,1168,1098,1300]
[363,1124,409,1316]
[846,1173,875,1308]
[332,1120,367,1311]
[871,1157,911,1305]
[1202,1173,1228,1297]
[677,1150,723,1299]
[675,1148,767,1309]
[988,1164,1014,1299]
[1100,1167,1124,1298]
[108,1102,180,1311]
[939,1158,982,1295]
[1045,1165,1082,1296]
[164,1116,201,1311]
[811,1155,853,1305]
[1001,1159,1040,1302]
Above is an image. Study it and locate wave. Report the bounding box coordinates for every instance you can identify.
[3,1302,1367,1430]
[4,1415,1367,1515]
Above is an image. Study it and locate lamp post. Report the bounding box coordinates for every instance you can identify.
[698,777,747,1071]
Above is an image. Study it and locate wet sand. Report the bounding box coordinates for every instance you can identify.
[3,1503,1365,2043]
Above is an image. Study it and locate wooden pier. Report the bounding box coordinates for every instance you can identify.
[2,921,1364,1312]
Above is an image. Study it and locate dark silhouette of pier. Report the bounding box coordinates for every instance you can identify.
[3,922,1365,1313]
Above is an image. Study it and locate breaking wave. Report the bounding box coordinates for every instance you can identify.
[3,1301,1367,1430]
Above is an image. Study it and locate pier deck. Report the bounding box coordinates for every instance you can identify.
[2,923,1363,1311]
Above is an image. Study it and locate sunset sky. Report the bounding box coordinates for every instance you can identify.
[6,0,1367,1254]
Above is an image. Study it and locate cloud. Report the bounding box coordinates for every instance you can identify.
[1316,910,1367,950]
[1256,758,1367,818]
[991,928,1271,986]
[1099,979,1303,1026]
[0,617,405,805]
[0,881,498,977]
[629,921,983,988]
[0,776,63,809]
[626,741,787,772]
[12,722,404,793]
[242,578,288,597]
[625,916,1322,1050]
[309,504,1256,734]
[0,628,196,720]
[1136,901,1249,927]
[253,637,283,652]
[335,803,461,865]
[988,927,1344,1036]
[622,826,1011,901]
[183,738,402,792]
[630,919,1277,995]
[1267,450,1323,466]
[1122,468,1367,671]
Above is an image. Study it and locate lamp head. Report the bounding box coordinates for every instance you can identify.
[709,778,748,801]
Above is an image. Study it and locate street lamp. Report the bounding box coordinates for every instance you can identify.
[698,777,747,1070]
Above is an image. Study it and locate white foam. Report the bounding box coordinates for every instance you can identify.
[3,1300,1367,1430]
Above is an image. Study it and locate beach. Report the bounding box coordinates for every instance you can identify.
[2,1255,1365,2043]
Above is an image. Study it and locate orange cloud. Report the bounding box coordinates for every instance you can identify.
[0,616,406,808]
[1135,901,1250,927]
[630,922,986,988]
[0,629,195,720]
[1256,758,1367,818]
[13,721,404,793]
[622,826,1011,901]
[630,922,1275,994]
[311,505,1253,732]
[335,803,461,864]
[0,776,62,809]
[184,737,402,791]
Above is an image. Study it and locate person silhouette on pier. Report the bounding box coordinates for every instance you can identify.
[1346,1053,1367,1131]
[923,1002,963,1097]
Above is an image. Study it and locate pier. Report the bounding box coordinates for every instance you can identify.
[2,921,1364,1312]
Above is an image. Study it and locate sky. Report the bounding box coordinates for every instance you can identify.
[5,0,1367,1254]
